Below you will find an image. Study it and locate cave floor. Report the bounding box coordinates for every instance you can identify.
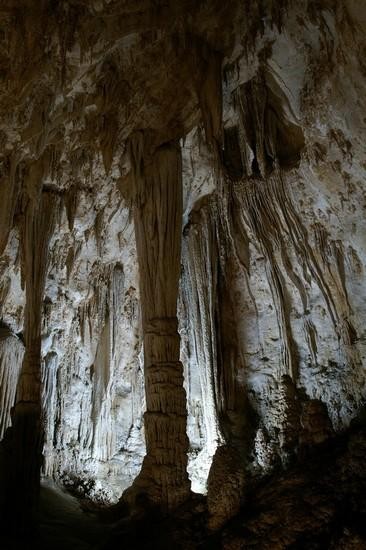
[0,480,109,550]
[39,480,109,550]
[1,424,366,549]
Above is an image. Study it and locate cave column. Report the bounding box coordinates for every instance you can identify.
[10,189,57,532]
[127,133,190,511]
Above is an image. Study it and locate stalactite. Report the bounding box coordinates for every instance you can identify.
[41,351,59,476]
[91,308,112,458]
[64,182,79,232]
[240,73,268,177]
[0,155,21,256]
[182,192,251,529]
[239,175,300,381]
[236,68,305,178]
[190,38,223,161]
[182,201,224,455]
[0,325,24,441]
[313,223,357,344]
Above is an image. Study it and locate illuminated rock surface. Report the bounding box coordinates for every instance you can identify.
[0,0,366,547]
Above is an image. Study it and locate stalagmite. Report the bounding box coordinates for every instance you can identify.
[122,132,190,511]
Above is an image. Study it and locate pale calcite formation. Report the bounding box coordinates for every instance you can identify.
[0,0,365,532]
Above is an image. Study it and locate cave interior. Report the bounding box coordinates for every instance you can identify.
[0,1,366,548]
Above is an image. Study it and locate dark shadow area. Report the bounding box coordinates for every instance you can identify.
[2,417,364,549]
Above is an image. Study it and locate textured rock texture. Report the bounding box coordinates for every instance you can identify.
[0,0,365,541]
[98,423,366,549]
[124,133,190,510]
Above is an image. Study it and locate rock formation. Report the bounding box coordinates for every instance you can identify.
[124,132,190,510]
[0,0,365,547]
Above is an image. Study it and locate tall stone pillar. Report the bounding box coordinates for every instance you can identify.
[125,133,190,511]
[8,189,57,533]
